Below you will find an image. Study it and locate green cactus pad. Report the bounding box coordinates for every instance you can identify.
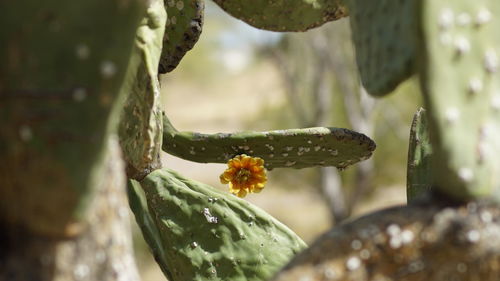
[420,0,500,202]
[348,0,417,96]
[128,168,307,281]
[212,0,347,32]
[0,1,145,236]
[119,0,166,180]
[162,114,376,170]
[406,108,433,202]
[158,0,204,73]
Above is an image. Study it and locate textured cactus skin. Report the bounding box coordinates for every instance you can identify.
[407,108,433,202]
[212,0,347,32]
[272,200,500,281]
[0,0,145,236]
[420,0,500,202]
[163,114,375,170]
[348,0,417,96]
[128,168,307,281]
[119,0,166,180]
[158,0,204,73]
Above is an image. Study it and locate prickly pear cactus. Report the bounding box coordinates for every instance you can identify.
[128,168,307,281]
[119,0,166,180]
[348,0,417,96]
[407,108,433,202]
[419,0,500,202]
[163,114,376,170]
[0,0,145,236]
[159,0,204,73]
[272,200,500,281]
[212,0,347,32]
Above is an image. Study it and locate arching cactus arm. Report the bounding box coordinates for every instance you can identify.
[162,113,376,170]
[159,0,204,73]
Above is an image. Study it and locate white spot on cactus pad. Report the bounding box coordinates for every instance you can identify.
[454,36,470,54]
[203,208,218,223]
[468,78,483,94]
[176,1,184,10]
[401,229,415,244]
[73,88,87,102]
[73,264,90,279]
[480,211,493,223]
[351,239,362,250]
[445,107,460,124]
[285,161,296,167]
[323,267,337,279]
[100,61,117,78]
[346,256,361,271]
[19,125,33,141]
[439,8,454,29]
[484,49,498,73]
[75,44,90,60]
[476,8,492,25]
[458,167,474,182]
[466,229,480,242]
[170,16,177,25]
[386,224,401,236]
[491,94,500,110]
[360,249,371,260]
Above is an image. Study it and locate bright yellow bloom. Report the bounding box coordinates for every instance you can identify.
[220,154,267,198]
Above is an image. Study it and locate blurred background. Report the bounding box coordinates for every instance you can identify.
[135,2,422,279]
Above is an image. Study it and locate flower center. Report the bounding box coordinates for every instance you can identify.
[235,168,251,183]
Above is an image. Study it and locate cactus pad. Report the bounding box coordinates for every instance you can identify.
[272,200,500,281]
[212,0,347,32]
[158,0,204,73]
[0,1,145,236]
[406,108,433,202]
[128,168,307,281]
[348,0,417,96]
[119,0,166,180]
[420,0,500,202]
[162,114,376,170]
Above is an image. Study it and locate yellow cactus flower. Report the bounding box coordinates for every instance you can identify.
[220,154,267,198]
